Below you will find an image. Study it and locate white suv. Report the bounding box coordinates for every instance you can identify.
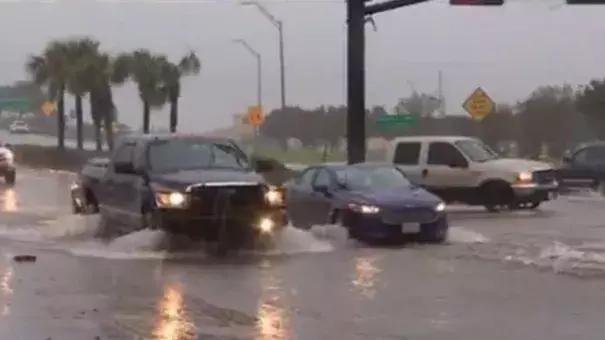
[385,136,558,211]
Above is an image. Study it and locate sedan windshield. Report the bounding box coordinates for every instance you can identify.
[148,138,250,172]
[336,166,411,190]
[455,139,499,163]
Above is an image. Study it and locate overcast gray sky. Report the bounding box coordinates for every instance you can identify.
[1,0,604,132]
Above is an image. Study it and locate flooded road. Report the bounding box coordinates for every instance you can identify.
[0,167,604,339]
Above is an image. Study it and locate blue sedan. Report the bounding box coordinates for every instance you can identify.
[285,163,448,243]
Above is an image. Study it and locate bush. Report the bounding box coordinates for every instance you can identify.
[13,145,297,185]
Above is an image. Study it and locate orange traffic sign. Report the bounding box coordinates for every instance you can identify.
[41,101,56,116]
[246,105,264,127]
[462,87,494,121]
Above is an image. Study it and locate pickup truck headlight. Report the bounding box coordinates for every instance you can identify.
[348,202,381,214]
[516,171,533,182]
[4,151,13,164]
[435,202,446,212]
[155,191,189,208]
[265,187,284,206]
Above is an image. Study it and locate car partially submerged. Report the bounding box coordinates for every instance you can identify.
[73,134,287,254]
[285,163,448,243]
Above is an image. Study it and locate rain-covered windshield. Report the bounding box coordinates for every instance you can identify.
[336,166,411,190]
[455,139,500,163]
[148,138,250,172]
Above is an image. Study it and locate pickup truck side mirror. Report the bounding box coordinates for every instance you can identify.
[448,158,468,168]
[114,161,136,174]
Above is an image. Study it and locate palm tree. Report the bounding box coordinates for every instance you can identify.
[119,49,167,133]
[85,52,130,151]
[65,37,101,149]
[26,41,70,149]
[160,52,201,132]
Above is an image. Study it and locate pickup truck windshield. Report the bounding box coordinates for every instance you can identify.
[455,139,499,163]
[148,139,250,172]
[336,166,411,190]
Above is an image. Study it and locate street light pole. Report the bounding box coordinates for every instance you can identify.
[240,1,286,113]
[233,38,263,136]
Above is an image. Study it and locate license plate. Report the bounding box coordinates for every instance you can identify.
[402,223,421,233]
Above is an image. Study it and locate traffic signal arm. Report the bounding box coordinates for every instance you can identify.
[566,0,605,3]
[450,0,504,5]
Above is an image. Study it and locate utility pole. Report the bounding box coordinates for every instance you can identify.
[346,0,431,164]
[240,1,286,113]
[233,39,263,137]
[438,69,446,116]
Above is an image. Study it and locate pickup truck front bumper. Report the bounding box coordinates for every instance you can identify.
[153,207,288,242]
[511,181,559,202]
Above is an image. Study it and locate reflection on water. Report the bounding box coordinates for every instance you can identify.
[0,264,13,316]
[256,266,290,340]
[152,282,195,340]
[1,188,17,212]
[352,255,382,299]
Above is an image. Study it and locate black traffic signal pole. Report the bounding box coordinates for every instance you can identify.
[346,0,432,165]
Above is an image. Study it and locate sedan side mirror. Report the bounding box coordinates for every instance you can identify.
[313,184,332,196]
[254,159,275,173]
[114,161,136,174]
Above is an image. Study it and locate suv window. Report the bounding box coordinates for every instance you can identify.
[296,168,317,189]
[574,147,605,166]
[393,142,421,165]
[428,142,466,166]
[313,169,333,188]
[113,143,135,164]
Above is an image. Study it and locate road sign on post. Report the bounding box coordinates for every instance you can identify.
[462,87,495,121]
[41,101,56,116]
[374,113,418,129]
[246,105,264,127]
[0,97,31,112]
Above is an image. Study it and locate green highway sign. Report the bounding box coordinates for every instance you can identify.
[0,97,31,111]
[375,113,418,127]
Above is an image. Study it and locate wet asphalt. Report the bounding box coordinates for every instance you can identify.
[0,167,604,340]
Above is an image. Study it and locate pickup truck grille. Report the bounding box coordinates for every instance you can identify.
[381,207,436,224]
[533,170,556,185]
[188,184,266,216]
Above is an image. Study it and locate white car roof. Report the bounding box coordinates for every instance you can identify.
[392,135,477,143]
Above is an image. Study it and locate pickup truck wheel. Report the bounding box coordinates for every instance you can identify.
[4,171,15,185]
[480,181,513,213]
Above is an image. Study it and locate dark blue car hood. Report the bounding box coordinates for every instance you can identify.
[343,186,440,209]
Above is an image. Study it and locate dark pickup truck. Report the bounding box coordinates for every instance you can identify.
[557,141,605,194]
[71,133,287,252]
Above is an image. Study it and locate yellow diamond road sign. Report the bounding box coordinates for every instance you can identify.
[462,87,494,121]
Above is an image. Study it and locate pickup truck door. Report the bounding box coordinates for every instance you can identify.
[392,141,425,185]
[102,142,140,226]
[422,142,476,189]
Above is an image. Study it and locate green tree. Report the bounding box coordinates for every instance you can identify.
[119,49,167,133]
[26,41,70,149]
[160,51,201,133]
[576,79,605,139]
